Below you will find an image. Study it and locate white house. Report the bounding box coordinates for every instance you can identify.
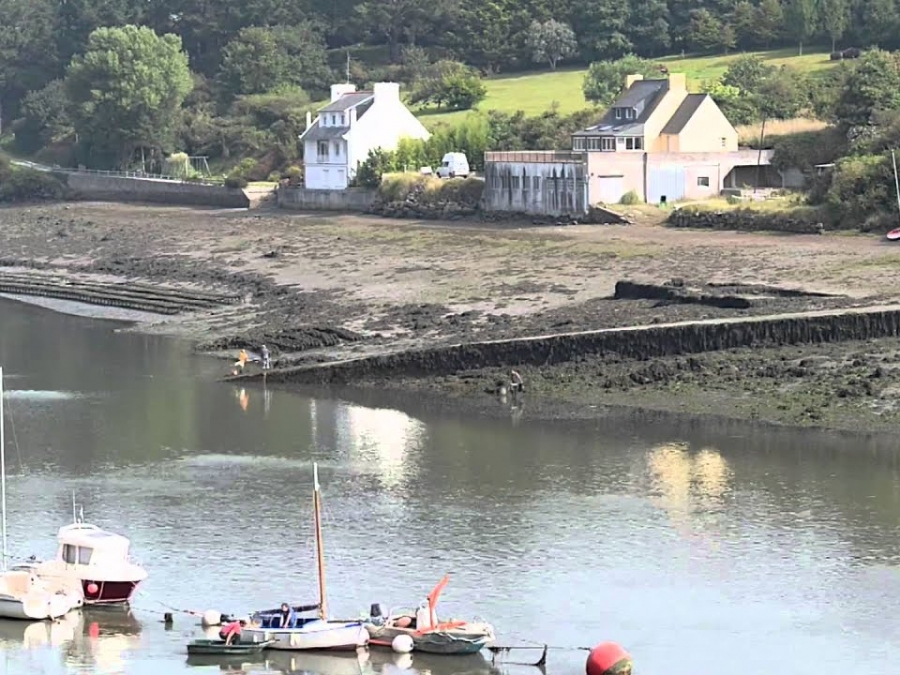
[299,82,431,190]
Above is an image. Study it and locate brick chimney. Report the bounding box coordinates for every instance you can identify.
[624,74,644,89]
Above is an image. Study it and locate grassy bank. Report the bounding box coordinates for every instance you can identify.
[418,48,840,127]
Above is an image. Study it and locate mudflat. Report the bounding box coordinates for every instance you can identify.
[3,201,900,431]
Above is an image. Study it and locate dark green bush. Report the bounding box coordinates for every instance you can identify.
[0,168,66,202]
[224,175,249,188]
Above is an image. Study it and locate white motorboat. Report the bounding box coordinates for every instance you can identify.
[0,366,83,620]
[242,463,369,651]
[24,505,148,606]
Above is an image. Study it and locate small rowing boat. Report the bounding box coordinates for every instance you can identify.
[365,575,495,655]
[186,639,273,655]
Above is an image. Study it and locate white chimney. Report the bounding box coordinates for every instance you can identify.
[306,111,312,130]
[373,82,400,103]
[331,83,356,102]
[349,108,357,126]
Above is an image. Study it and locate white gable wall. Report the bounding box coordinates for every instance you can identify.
[346,83,431,179]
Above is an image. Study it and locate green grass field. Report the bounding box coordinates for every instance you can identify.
[415,47,839,128]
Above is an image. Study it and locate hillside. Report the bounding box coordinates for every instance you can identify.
[415,48,840,128]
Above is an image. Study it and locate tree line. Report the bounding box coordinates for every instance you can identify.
[4,0,900,118]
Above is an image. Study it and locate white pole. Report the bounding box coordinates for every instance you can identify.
[892,150,900,226]
[0,366,7,572]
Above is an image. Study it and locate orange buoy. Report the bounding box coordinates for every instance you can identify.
[586,642,633,675]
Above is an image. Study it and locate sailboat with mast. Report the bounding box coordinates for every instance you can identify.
[242,462,369,651]
[0,366,83,620]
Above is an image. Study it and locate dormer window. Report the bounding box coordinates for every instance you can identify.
[615,108,622,120]
[625,108,635,120]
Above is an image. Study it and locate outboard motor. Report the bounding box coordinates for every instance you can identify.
[370,603,385,619]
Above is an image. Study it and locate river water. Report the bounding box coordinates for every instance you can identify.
[1,296,900,675]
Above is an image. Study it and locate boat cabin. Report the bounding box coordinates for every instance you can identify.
[55,523,133,567]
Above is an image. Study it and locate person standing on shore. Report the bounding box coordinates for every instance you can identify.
[261,344,271,370]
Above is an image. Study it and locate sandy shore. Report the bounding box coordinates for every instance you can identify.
[3,201,900,431]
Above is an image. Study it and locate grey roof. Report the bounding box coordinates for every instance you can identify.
[300,124,347,143]
[661,94,708,134]
[574,79,668,138]
[319,92,374,112]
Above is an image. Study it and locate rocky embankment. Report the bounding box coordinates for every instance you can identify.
[668,206,826,234]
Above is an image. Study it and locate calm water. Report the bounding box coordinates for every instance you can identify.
[2,296,900,675]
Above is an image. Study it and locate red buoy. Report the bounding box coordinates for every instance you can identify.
[89,622,100,638]
[586,642,633,675]
[87,582,99,595]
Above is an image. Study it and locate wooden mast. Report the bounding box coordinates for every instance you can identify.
[313,462,328,620]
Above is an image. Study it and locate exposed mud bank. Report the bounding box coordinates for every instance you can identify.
[237,304,900,387]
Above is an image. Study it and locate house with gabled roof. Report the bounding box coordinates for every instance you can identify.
[572,73,738,155]
[299,82,430,190]
[482,72,787,215]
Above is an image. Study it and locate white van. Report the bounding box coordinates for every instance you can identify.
[436,152,470,178]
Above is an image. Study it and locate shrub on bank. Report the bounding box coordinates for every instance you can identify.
[0,167,66,202]
[377,173,484,208]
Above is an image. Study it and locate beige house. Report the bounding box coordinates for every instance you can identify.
[572,72,774,205]
[572,73,738,155]
[482,71,787,215]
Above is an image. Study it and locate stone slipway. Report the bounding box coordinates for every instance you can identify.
[231,304,900,386]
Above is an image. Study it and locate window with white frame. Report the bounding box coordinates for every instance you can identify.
[333,141,341,157]
[573,137,585,150]
[601,137,615,151]
[588,138,601,150]
[317,140,329,159]
[615,108,622,120]
[625,108,635,120]
[625,137,644,150]
[697,176,710,187]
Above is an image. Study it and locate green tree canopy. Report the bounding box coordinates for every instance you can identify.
[65,25,192,167]
[582,54,660,105]
[218,25,331,98]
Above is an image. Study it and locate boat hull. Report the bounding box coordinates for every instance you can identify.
[187,639,270,655]
[243,621,369,651]
[366,624,494,655]
[81,579,139,605]
[0,591,80,621]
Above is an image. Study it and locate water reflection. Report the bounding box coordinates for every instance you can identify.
[646,442,733,515]
[183,649,501,675]
[62,609,143,673]
[336,404,427,490]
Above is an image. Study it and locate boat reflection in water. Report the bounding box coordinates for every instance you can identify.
[185,646,502,675]
[59,607,143,673]
[0,611,80,649]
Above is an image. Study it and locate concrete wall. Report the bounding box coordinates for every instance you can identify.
[277,186,376,211]
[239,305,900,385]
[676,97,739,152]
[587,149,776,204]
[482,155,588,215]
[587,153,644,204]
[62,172,252,208]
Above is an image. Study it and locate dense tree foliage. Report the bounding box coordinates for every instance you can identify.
[3,0,900,183]
[65,26,193,166]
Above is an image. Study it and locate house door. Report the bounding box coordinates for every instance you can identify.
[648,166,686,204]
[594,176,624,205]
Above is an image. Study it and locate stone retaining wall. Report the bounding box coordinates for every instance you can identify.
[277,186,376,211]
[61,172,253,208]
[238,305,900,385]
[667,206,825,234]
